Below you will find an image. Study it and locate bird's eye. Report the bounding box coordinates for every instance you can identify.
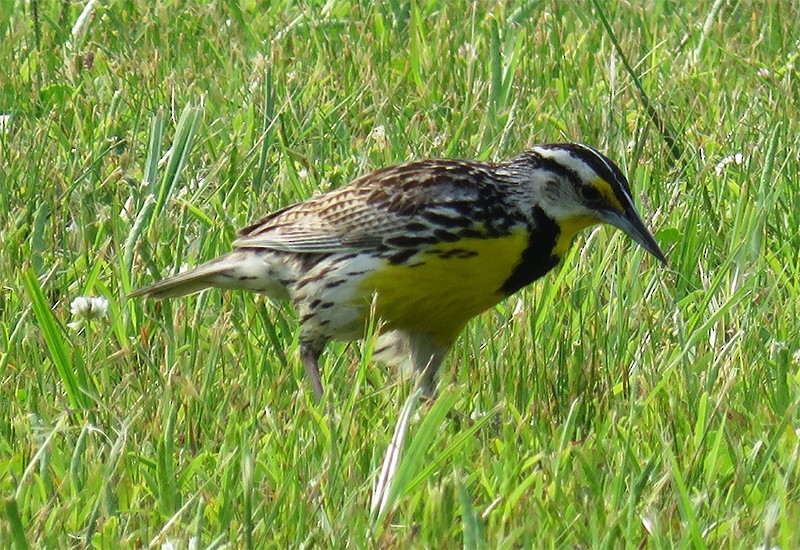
[579,185,602,203]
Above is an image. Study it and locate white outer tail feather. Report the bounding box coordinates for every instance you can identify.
[127,257,241,299]
[128,251,293,300]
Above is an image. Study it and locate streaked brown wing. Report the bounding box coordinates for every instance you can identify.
[233,160,501,253]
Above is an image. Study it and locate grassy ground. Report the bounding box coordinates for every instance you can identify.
[2,0,799,547]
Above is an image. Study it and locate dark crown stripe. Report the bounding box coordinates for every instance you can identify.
[502,149,584,189]
[545,143,634,205]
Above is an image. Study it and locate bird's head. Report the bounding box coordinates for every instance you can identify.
[521,143,667,264]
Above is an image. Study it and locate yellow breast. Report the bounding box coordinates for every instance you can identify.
[553,215,597,256]
[357,213,600,344]
[359,230,530,344]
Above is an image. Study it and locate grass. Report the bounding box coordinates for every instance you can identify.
[2,0,799,547]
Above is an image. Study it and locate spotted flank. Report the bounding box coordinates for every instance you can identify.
[130,143,666,399]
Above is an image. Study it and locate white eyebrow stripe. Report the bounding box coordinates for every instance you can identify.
[532,147,596,181]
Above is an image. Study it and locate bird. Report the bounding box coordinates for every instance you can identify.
[130,143,667,400]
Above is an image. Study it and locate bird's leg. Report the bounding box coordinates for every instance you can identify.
[300,342,324,401]
[418,357,440,398]
[408,333,448,398]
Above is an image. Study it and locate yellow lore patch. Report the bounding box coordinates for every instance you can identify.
[593,178,624,212]
[360,230,530,343]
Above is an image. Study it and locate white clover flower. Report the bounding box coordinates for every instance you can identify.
[369,125,387,151]
[714,153,743,176]
[458,42,477,62]
[470,406,486,421]
[68,295,109,330]
[297,167,308,179]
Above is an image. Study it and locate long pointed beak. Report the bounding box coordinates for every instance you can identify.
[601,207,667,265]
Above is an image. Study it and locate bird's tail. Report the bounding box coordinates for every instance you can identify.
[128,250,293,300]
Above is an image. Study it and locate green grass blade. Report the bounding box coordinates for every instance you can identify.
[122,194,156,285]
[144,109,165,194]
[665,446,706,549]
[378,389,459,519]
[21,269,85,409]
[3,497,28,550]
[252,69,276,193]
[122,108,165,278]
[154,103,203,217]
[590,0,684,162]
[458,482,486,550]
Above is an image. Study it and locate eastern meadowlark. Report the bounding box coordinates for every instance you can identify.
[130,143,667,399]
